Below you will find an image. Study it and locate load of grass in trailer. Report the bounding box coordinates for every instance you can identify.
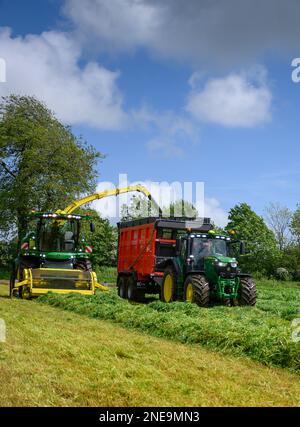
[38,279,300,372]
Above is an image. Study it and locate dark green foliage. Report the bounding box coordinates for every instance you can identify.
[226,203,280,275]
[0,95,102,240]
[38,279,300,372]
[290,205,300,244]
[79,208,117,267]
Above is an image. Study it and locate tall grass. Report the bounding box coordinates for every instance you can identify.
[94,266,117,284]
[38,280,300,372]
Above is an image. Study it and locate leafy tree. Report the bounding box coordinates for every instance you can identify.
[79,208,118,267]
[121,196,198,221]
[120,195,158,221]
[162,200,198,218]
[264,202,292,250]
[226,203,279,275]
[0,95,102,240]
[290,204,300,244]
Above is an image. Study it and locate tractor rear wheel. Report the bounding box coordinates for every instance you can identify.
[127,277,144,302]
[184,275,210,307]
[161,267,177,303]
[239,277,256,306]
[117,275,127,299]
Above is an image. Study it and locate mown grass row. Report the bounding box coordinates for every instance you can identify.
[38,280,300,373]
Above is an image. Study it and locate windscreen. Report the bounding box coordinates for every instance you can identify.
[38,219,80,252]
[192,238,228,259]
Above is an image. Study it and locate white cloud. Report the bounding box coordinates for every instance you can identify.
[204,198,228,228]
[0,27,126,129]
[63,0,300,66]
[64,0,161,52]
[186,72,272,127]
[132,106,199,157]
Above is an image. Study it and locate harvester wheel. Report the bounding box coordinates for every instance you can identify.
[75,259,92,271]
[9,268,16,298]
[161,267,177,303]
[184,275,210,307]
[20,285,31,300]
[117,275,127,299]
[127,277,144,302]
[239,277,256,306]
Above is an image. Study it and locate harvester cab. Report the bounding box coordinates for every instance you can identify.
[170,230,256,306]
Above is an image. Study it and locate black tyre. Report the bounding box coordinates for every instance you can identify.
[239,277,256,306]
[161,267,177,303]
[117,275,127,299]
[75,259,92,271]
[127,276,144,302]
[184,275,210,307]
[9,268,16,298]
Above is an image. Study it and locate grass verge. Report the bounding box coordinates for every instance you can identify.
[0,283,299,406]
[38,280,300,373]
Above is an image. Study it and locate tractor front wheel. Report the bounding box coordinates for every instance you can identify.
[184,275,210,307]
[239,277,256,306]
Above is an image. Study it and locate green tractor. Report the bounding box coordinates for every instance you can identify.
[161,230,256,306]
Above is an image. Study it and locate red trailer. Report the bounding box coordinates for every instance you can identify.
[117,217,212,300]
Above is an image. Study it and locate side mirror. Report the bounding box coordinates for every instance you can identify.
[240,241,245,255]
[90,222,95,233]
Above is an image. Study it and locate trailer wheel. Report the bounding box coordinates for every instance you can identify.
[239,277,256,306]
[161,267,177,303]
[184,275,210,307]
[117,275,127,299]
[127,277,144,302]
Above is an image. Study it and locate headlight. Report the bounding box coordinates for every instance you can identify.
[217,262,227,267]
[231,262,237,268]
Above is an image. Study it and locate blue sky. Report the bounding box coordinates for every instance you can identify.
[0,0,300,225]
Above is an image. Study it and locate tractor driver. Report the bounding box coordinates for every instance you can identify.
[199,239,214,257]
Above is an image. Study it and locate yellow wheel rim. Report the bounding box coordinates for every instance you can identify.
[22,286,30,300]
[185,283,193,302]
[163,274,173,302]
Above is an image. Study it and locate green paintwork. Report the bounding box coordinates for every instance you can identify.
[174,233,244,302]
[16,212,92,269]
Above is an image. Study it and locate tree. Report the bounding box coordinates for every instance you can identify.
[79,208,118,267]
[120,195,157,221]
[162,200,198,218]
[264,202,292,250]
[290,204,300,244]
[226,203,279,275]
[121,196,198,221]
[0,95,102,240]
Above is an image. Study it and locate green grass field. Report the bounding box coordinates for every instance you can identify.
[0,279,299,406]
[38,279,300,372]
